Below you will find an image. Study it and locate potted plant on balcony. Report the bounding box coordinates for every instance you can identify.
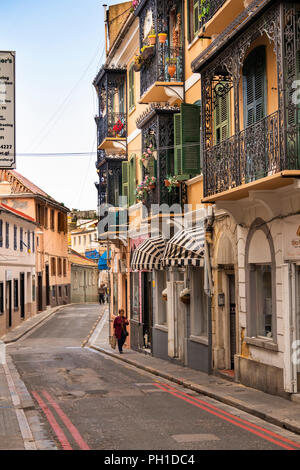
[166,57,177,78]
[133,54,143,72]
[158,32,167,44]
[199,0,210,21]
[148,28,156,45]
[141,143,155,168]
[164,175,180,192]
[145,175,156,190]
[112,119,124,137]
[141,45,155,60]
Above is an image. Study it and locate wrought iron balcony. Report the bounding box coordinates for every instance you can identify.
[204,111,300,198]
[97,112,127,149]
[140,45,184,101]
[198,0,227,29]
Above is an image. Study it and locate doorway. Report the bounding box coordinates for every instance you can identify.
[143,273,153,350]
[20,273,25,319]
[228,273,236,370]
[6,280,12,328]
[45,265,50,306]
[37,273,43,312]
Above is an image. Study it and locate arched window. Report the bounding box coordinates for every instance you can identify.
[243,46,267,128]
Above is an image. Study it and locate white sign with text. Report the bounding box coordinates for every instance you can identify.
[0,51,15,169]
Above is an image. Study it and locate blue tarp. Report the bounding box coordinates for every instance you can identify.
[85,249,100,260]
[98,251,110,270]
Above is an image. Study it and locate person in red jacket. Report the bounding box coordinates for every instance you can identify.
[113,309,129,354]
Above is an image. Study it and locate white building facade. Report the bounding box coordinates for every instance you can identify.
[0,203,37,336]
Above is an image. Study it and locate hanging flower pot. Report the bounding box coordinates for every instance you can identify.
[168,65,176,78]
[180,288,191,304]
[142,159,149,169]
[148,183,156,190]
[148,35,156,46]
[158,33,167,43]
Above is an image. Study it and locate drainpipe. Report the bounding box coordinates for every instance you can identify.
[204,205,214,375]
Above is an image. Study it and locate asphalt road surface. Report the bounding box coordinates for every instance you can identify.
[7,304,300,451]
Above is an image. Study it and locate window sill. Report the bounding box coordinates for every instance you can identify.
[189,335,208,346]
[154,324,168,332]
[244,336,278,351]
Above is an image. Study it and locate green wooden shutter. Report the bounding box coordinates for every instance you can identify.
[243,46,266,128]
[129,154,136,207]
[174,113,182,175]
[193,0,200,37]
[122,161,129,207]
[129,66,135,110]
[181,103,201,175]
[214,87,230,144]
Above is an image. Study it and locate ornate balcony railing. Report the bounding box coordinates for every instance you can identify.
[199,0,227,29]
[204,111,298,197]
[97,112,127,145]
[141,45,184,97]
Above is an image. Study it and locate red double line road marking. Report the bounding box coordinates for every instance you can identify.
[161,383,300,450]
[154,383,299,450]
[41,390,90,450]
[32,390,90,450]
[32,391,72,450]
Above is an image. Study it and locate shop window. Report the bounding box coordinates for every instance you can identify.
[156,271,167,326]
[250,264,273,338]
[190,268,208,337]
[131,272,139,321]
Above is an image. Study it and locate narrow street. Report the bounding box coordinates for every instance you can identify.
[6,304,300,451]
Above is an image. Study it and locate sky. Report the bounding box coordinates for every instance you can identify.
[1,0,126,210]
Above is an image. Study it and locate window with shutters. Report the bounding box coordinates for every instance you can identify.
[5,222,9,249]
[213,87,230,145]
[122,161,129,207]
[14,225,17,251]
[20,227,23,252]
[243,46,266,129]
[188,0,200,42]
[129,65,135,111]
[174,103,201,178]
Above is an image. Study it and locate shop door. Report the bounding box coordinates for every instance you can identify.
[228,274,236,370]
[45,265,50,306]
[37,274,43,312]
[6,281,12,328]
[143,273,152,349]
[20,273,25,319]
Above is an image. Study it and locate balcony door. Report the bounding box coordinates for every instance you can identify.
[242,46,267,181]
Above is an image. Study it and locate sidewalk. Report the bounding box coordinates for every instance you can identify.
[0,304,70,450]
[89,310,300,436]
[1,304,73,344]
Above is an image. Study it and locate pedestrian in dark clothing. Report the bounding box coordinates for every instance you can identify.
[98,284,106,304]
[113,309,129,354]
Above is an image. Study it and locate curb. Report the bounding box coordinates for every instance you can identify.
[90,344,300,436]
[82,307,108,348]
[2,303,76,344]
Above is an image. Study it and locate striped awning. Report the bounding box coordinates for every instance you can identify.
[162,225,205,267]
[131,236,166,271]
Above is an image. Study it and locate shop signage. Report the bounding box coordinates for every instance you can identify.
[283,215,300,261]
[0,51,15,169]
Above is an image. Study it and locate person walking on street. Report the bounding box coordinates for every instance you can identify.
[98,284,106,304]
[113,309,129,354]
